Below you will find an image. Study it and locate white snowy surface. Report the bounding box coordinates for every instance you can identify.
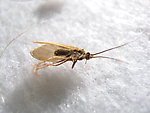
[0,0,150,113]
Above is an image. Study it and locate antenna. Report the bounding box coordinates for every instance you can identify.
[0,20,47,58]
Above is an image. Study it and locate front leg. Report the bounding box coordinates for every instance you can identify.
[72,60,77,69]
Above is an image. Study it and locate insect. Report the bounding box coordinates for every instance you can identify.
[30,41,130,75]
[0,21,137,75]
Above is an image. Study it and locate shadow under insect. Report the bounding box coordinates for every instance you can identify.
[5,70,82,113]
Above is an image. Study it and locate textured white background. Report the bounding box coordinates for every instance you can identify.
[0,0,150,113]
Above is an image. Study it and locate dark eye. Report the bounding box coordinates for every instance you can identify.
[87,52,90,55]
[78,50,83,53]
[86,52,90,60]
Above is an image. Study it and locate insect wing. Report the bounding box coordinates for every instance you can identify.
[30,44,69,60]
[32,41,80,50]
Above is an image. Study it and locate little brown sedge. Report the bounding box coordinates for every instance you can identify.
[0,21,137,75]
[30,41,132,75]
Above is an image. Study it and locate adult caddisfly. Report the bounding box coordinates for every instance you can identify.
[30,41,131,74]
[0,21,137,75]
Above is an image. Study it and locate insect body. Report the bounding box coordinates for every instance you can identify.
[30,41,129,74]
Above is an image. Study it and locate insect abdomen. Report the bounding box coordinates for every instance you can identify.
[54,49,70,56]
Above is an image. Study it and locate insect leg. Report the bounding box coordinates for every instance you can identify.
[54,59,67,64]
[33,57,68,71]
[33,58,70,75]
[39,59,68,69]
[72,60,77,69]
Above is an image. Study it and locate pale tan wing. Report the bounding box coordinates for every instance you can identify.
[32,41,81,50]
[30,44,70,61]
[46,56,69,63]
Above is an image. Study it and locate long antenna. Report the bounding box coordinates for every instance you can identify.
[0,20,47,58]
[92,39,138,55]
[92,56,129,64]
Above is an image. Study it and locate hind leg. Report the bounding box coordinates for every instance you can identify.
[33,58,69,75]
